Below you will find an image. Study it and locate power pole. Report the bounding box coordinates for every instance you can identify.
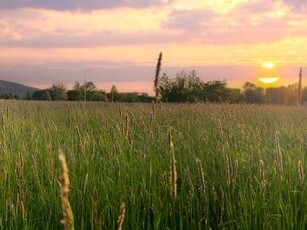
[298,67,302,106]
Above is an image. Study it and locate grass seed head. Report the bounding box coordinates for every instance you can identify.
[168,129,177,198]
[59,150,74,230]
[298,160,305,185]
[117,202,126,230]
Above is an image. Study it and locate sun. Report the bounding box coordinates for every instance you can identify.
[262,62,275,69]
[258,77,279,84]
[258,62,279,84]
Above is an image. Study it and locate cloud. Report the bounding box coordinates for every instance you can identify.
[0,0,171,11]
[0,8,172,48]
[0,29,185,48]
[163,9,215,32]
[239,0,275,13]
[282,0,307,12]
[1,0,307,77]
[201,19,288,45]
[0,1,297,49]
[161,3,290,46]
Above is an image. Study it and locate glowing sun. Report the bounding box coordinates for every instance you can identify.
[261,62,275,69]
[258,62,279,84]
[258,77,279,84]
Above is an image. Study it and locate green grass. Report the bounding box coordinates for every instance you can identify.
[1,101,307,229]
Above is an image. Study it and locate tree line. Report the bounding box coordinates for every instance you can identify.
[23,81,154,102]
[157,70,306,104]
[2,70,306,104]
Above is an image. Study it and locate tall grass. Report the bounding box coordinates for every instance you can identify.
[1,101,307,229]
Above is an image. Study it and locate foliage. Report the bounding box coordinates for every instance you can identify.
[66,90,82,101]
[265,86,297,105]
[243,82,265,103]
[108,85,121,102]
[302,86,307,101]
[32,89,51,100]
[0,93,19,100]
[158,70,243,103]
[48,83,67,101]
[22,72,303,104]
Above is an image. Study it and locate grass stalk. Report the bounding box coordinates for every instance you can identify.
[117,202,126,230]
[168,129,177,198]
[59,150,74,230]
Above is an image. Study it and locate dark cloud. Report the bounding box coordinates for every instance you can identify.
[282,0,307,12]
[0,0,169,11]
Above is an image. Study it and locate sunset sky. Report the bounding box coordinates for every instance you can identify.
[0,0,307,94]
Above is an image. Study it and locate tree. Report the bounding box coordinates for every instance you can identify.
[32,90,51,100]
[157,70,242,103]
[302,86,307,102]
[202,81,231,102]
[243,82,265,103]
[120,93,139,102]
[25,92,33,100]
[108,85,121,102]
[72,81,104,101]
[84,81,97,92]
[138,93,155,102]
[158,73,173,102]
[48,83,67,101]
[89,90,107,101]
[73,81,82,90]
[67,90,82,101]
[158,70,204,102]
[287,83,299,105]
[265,87,289,104]
[84,81,98,101]
[0,93,17,100]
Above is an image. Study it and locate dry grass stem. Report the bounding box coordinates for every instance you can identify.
[275,133,284,180]
[298,160,305,185]
[169,130,177,198]
[117,202,126,230]
[226,155,231,186]
[196,158,206,196]
[260,160,267,191]
[59,150,74,230]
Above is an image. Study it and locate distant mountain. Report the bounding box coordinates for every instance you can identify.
[0,79,39,98]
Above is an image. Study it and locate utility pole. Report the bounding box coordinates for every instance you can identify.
[84,68,92,101]
[298,67,302,106]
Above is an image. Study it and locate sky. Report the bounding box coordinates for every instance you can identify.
[0,0,307,94]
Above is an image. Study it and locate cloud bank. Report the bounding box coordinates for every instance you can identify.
[0,0,172,11]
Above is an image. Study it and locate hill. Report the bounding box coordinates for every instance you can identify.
[0,79,39,98]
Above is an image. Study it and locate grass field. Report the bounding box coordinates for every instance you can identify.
[1,101,307,229]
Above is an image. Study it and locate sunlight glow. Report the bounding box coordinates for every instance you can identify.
[258,77,279,84]
[261,62,275,69]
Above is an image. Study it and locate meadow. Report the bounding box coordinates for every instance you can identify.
[1,101,307,229]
